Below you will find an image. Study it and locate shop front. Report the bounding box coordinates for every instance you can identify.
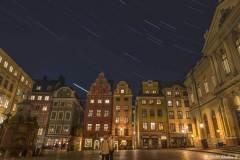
[141,135,168,149]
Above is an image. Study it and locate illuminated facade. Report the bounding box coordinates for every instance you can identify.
[0,48,33,124]
[112,81,133,150]
[163,84,193,147]
[45,86,83,151]
[136,81,168,149]
[185,0,240,147]
[83,73,112,150]
[29,77,65,150]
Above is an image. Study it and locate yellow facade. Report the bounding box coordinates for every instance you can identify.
[163,84,193,147]
[184,0,240,147]
[136,81,168,149]
[0,48,33,123]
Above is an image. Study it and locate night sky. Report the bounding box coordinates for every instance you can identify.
[0,0,218,97]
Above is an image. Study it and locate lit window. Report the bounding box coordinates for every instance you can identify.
[21,76,25,82]
[104,110,109,117]
[116,106,120,111]
[190,93,195,103]
[36,86,41,91]
[143,122,148,130]
[175,91,180,96]
[222,53,231,74]
[176,100,181,107]
[95,124,100,131]
[42,106,47,111]
[204,80,209,93]
[48,125,55,134]
[159,123,164,131]
[145,90,149,94]
[152,90,157,94]
[120,89,125,94]
[186,111,190,119]
[167,100,173,107]
[85,139,93,148]
[104,124,109,131]
[149,99,154,104]
[98,99,102,104]
[37,96,42,101]
[142,99,147,104]
[4,61,8,68]
[167,91,172,96]
[90,99,94,104]
[45,96,50,101]
[151,122,156,130]
[105,99,110,104]
[157,99,161,104]
[0,56,2,63]
[25,80,28,85]
[14,71,18,76]
[96,110,101,117]
[116,117,120,123]
[9,66,13,73]
[38,128,43,135]
[63,125,70,134]
[30,95,35,100]
[88,110,93,117]
[168,111,174,119]
[87,124,92,131]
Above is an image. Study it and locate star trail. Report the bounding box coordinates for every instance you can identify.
[0,0,218,97]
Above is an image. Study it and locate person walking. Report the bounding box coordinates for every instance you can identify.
[108,136,114,160]
[100,136,109,160]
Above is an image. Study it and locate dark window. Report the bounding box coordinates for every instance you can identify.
[157,109,163,117]
[0,75,3,85]
[142,109,147,118]
[124,97,129,101]
[184,100,190,107]
[188,124,193,132]
[124,129,129,136]
[150,109,155,117]
[3,80,8,89]
[116,97,120,101]
[9,83,14,92]
[115,128,120,136]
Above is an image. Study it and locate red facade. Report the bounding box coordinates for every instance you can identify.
[83,73,112,150]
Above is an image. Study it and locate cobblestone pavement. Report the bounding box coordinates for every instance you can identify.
[20,149,237,160]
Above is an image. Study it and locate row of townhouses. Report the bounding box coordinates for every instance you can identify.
[83,73,192,150]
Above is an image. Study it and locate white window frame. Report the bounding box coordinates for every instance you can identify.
[58,111,64,120]
[65,111,71,121]
[50,111,57,120]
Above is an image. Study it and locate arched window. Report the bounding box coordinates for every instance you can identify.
[203,114,210,138]
[212,111,220,138]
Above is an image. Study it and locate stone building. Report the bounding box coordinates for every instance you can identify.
[184,0,240,147]
[45,86,83,151]
[83,73,112,150]
[136,81,168,149]
[0,100,38,158]
[112,81,133,150]
[28,76,65,150]
[0,49,33,124]
[162,84,193,148]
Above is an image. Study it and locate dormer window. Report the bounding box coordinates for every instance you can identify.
[120,89,125,94]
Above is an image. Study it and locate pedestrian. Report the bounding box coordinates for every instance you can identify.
[108,136,114,160]
[100,136,109,160]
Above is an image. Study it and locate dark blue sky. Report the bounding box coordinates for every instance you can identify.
[0,0,218,96]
